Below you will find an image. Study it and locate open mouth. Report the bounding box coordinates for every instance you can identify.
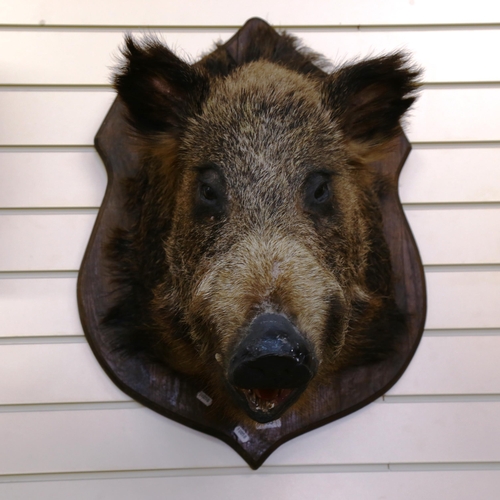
[240,388,293,412]
[233,386,304,422]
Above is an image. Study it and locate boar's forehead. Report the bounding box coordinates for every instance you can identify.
[181,61,345,192]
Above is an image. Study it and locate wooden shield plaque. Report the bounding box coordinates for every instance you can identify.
[78,18,426,469]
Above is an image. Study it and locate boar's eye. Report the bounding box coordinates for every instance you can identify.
[313,180,330,203]
[200,183,218,203]
[194,166,226,219]
[304,172,333,215]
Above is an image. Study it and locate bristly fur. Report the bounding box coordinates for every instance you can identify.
[106,29,420,421]
[114,35,210,135]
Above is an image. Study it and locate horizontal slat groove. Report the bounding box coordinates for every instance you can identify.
[404,202,500,210]
[2,328,496,342]
[412,141,500,148]
[424,328,500,337]
[3,396,500,414]
[0,402,141,413]
[383,395,500,404]
[0,145,96,148]
[2,24,500,32]
[3,82,500,91]
[4,463,497,485]
[389,462,500,471]
[0,84,111,90]
[3,23,500,29]
[0,145,95,152]
[404,202,500,208]
[0,86,114,92]
[3,461,500,484]
[421,82,500,89]
[0,208,98,215]
[0,271,78,279]
[3,266,493,276]
[4,328,499,341]
[0,265,498,276]
[0,465,389,484]
[3,204,500,214]
[6,142,497,149]
[424,264,500,272]
[7,141,490,148]
[0,336,86,345]
[0,141,499,150]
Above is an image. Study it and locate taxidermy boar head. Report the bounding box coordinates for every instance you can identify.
[106,26,420,424]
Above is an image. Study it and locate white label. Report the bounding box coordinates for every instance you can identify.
[255,419,282,430]
[196,391,213,406]
[233,426,250,443]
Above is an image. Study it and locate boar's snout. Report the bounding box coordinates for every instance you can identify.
[228,313,318,422]
[229,313,317,387]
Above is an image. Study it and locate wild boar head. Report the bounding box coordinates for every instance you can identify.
[105,30,420,424]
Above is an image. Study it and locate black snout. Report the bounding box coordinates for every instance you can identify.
[228,313,317,389]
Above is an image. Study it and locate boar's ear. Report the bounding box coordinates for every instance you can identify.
[114,35,210,136]
[325,53,420,160]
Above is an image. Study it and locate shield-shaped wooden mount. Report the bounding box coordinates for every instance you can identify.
[78,18,426,469]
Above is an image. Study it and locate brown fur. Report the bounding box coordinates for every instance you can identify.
[107,32,420,422]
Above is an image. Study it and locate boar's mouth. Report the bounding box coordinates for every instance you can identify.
[232,386,306,423]
[227,313,318,423]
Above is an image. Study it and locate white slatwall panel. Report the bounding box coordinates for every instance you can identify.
[3,471,500,500]
[1,271,498,341]
[400,147,500,204]
[1,87,500,145]
[0,276,81,338]
[2,335,500,407]
[1,0,499,497]
[1,401,500,473]
[1,209,499,271]
[1,147,499,208]
[0,91,114,146]
[0,343,128,404]
[0,151,106,208]
[0,213,96,271]
[3,29,500,85]
[1,0,500,26]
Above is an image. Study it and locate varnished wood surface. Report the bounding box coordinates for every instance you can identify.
[78,18,426,469]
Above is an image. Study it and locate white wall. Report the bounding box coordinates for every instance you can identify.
[1,1,500,498]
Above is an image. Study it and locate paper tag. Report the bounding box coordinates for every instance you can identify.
[255,419,281,430]
[196,391,213,406]
[233,426,250,443]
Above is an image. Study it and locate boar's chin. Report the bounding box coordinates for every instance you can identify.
[225,313,318,423]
